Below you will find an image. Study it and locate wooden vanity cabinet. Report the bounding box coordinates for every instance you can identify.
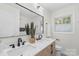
[51,42,56,56]
[35,42,56,56]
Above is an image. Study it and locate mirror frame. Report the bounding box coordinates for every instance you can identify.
[16,3,44,34]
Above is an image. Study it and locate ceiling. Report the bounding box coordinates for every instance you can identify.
[10,3,73,18]
[10,3,42,19]
[39,3,72,12]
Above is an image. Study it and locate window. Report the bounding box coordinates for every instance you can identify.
[54,15,73,33]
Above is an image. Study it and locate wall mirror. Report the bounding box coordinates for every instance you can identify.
[15,3,44,36]
[0,3,44,38]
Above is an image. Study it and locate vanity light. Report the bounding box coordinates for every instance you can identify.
[34,3,40,9]
[37,5,40,9]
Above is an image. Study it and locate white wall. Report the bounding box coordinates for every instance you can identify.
[39,5,52,37]
[0,4,20,50]
[0,4,20,37]
[52,4,79,55]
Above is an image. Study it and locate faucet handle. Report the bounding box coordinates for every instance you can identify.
[9,44,15,48]
[22,41,26,45]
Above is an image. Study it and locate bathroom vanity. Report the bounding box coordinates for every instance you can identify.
[0,38,56,56]
[23,38,56,56]
[35,38,56,56]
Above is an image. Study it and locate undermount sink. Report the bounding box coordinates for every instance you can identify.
[6,43,36,56]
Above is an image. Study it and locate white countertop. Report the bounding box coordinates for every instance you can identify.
[23,38,56,56]
[0,38,56,56]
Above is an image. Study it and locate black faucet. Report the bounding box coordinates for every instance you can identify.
[18,38,22,42]
[17,38,22,46]
[9,44,15,48]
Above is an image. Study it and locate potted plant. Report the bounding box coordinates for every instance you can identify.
[25,24,30,35]
[29,22,36,43]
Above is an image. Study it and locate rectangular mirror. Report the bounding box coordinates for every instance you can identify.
[0,3,44,37]
[15,3,44,36]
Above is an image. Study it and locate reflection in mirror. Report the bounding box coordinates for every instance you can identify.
[0,3,44,38]
[15,3,44,36]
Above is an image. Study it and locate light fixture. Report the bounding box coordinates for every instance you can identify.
[37,5,40,9]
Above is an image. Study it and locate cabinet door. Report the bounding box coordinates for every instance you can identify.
[51,42,56,56]
[35,44,51,56]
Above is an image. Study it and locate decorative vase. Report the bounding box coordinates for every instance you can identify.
[26,35,30,42]
[29,37,36,44]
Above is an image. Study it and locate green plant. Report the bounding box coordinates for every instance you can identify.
[30,22,36,38]
[25,24,30,35]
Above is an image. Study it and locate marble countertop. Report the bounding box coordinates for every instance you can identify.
[0,38,56,56]
[23,38,56,56]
